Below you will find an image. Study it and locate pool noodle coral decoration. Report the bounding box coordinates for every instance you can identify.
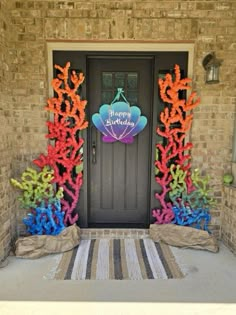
[23,201,65,235]
[33,62,88,226]
[11,167,65,235]
[11,62,88,234]
[153,64,214,231]
[10,167,63,209]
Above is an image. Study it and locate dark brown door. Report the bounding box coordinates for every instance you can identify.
[87,57,153,227]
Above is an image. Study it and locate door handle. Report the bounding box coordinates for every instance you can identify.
[92,142,96,164]
[91,125,97,164]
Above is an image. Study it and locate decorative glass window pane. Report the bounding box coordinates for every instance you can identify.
[101,91,113,104]
[102,72,113,89]
[127,91,138,106]
[114,72,125,88]
[127,73,138,89]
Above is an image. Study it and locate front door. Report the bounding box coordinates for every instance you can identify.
[87,57,153,227]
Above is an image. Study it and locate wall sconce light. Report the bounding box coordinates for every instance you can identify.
[202,52,223,84]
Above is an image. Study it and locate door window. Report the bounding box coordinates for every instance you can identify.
[101,72,138,105]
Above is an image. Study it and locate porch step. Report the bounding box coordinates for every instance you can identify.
[80,228,149,240]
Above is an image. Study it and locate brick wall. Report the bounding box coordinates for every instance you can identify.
[2,1,235,249]
[221,186,236,254]
[0,0,17,262]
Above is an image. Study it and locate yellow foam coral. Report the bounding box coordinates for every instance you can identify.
[10,166,63,209]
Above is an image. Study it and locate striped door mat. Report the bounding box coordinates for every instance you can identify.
[53,238,183,280]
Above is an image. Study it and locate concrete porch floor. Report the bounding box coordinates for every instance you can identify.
[0,238,236,315]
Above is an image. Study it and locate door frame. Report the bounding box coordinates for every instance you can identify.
[47,42,194,93]
[47,42,194,228]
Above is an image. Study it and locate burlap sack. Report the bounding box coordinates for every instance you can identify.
[150,224,219,253]
[15,224,80,259]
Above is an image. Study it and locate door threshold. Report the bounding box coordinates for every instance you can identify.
[88,223,148,228]
[80,228,150,240]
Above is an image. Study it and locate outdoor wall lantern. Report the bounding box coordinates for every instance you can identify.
[202,52,223,84]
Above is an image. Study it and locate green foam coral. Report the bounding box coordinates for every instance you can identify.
[10,166,63,209]
[168,165,215,209]
[190,168,215,207]
[169,164,187,206]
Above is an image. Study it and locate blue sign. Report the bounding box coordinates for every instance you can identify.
[92,89,147,144]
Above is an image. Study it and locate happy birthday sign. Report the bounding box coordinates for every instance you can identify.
[92,89,147,144]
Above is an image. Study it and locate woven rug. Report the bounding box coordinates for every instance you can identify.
[52,239,183,280]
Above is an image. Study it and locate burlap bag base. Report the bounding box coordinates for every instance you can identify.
[15,224,80,259]
[150,224,219,253]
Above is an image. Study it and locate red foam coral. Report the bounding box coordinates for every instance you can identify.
[153,64,200,223]
[34,62,88,225]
